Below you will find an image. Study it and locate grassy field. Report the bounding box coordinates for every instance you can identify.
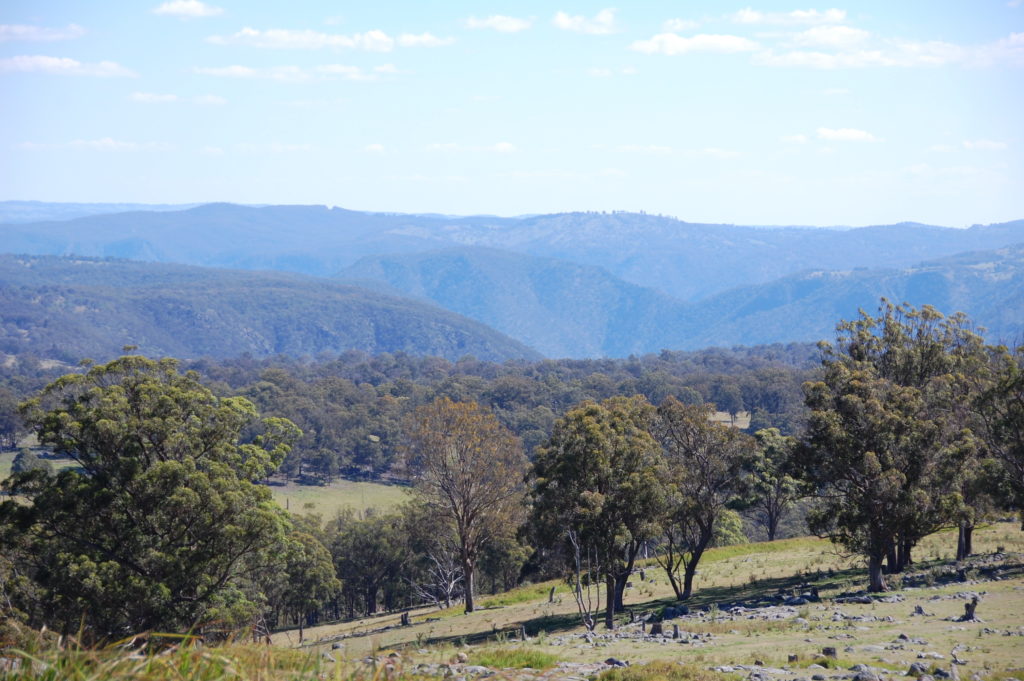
[3,522,1023,680]
[274,521,1024,676]
[1,450,408,518]
[268,478,410,518]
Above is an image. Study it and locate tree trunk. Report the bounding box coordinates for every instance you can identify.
[885,541,898,574]
[682,560,698,600]
[463,557,475,614]
[604,574,616,629]
[964,524,973,557]
[957,522,968,562]
[868,552,888,592]
[766,513,778,542]
[366,586,377,615]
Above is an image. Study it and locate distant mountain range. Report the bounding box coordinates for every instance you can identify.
[3,203,1022,301]
[2,202,1022,359]
[0,255,539,363]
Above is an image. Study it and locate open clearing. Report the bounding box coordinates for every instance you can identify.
[267,478,409,517]
[278,521,1024,679]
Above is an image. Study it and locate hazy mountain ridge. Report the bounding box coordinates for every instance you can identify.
[340,247,686,358]
[340,244,1024,356]
[0,255,540,363]
[3,203,1023,302]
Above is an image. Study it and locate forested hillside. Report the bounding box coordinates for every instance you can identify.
[0,255,539,363]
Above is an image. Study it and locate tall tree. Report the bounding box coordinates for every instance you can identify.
[797,302,982,590]
[654,399,753,600]
[404,397,527,614]
[978,346,1024,528]
[742,428,804,541]
[530,396,666,629]
[0,355,300,639]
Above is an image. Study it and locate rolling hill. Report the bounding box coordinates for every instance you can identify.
[0,255,540,363]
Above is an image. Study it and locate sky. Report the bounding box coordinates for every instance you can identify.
[1,1,1022,226]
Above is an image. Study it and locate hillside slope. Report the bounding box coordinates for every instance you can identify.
[340,248,687,358]
[0,255,541,363]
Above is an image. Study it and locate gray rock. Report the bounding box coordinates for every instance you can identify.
[909,662,931,676]
[604,658,628,668]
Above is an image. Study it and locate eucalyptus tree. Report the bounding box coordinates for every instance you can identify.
[404,397,528,613]
[797,302,985,590]
[654,398,754,600]
[0,355,301,639]
[530,395,666,629]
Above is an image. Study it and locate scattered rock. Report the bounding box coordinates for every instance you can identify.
[604,658,628,668]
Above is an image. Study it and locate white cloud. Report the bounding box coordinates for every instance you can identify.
[491,142,516,153]
[963,139,1008,150]
[753,33,1023,69]
[208,27,395,51]
[153,0,223,17]
[194,94,227,105]
[397,32,454,47]
[781,134,809,144]
[0,24,86,42]
[632,33,760,55]
[731,8,846,25]
[0,55,136,77]
[464,15,532,33]
[195,64,312,81]
[816,127,878,141]
[791,25,870,49]
[662,18,699,32]
[196,63,392,82]
[553,9,617,35]
[130,92,178,103]
[365,143,385,153]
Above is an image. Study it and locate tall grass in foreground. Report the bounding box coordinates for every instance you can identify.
[470,648,559,669]
[0,640,346,681]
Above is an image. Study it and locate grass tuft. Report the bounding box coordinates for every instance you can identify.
[470,647,559,670]
[598,661,739,681]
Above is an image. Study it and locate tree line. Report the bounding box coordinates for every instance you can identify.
[2,301,1023,641]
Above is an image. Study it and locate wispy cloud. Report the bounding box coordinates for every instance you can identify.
[0,55,136,77]
[130,92,227,105]
[364,143,385,153]
[208,27,394,51]
[195,63,394,82]
[662,18,700,32]
[731,8,847,25]
[464,15,532,33]
[790,25,870,49]
[553,9,617,35]
[0,24,86,42]
[816,127,878,141]
[208,27,452,51]
[397,33,454,47]
[632,33,760,55]
[153,0,223,17]
[963,139,1008,150]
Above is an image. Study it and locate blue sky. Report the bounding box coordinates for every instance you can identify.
[1,1,1021,225]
